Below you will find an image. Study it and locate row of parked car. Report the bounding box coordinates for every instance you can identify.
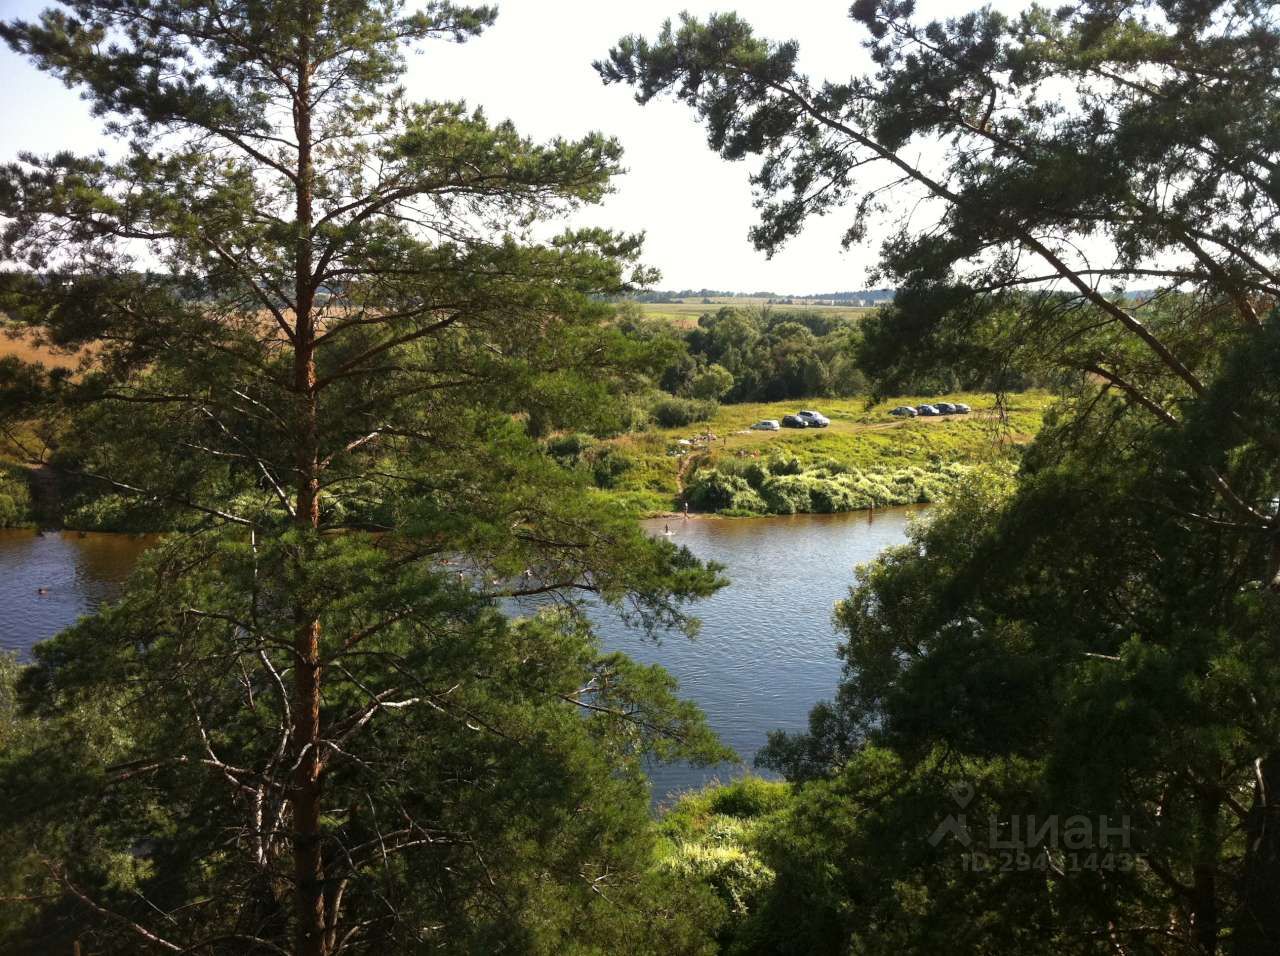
[745,404,971,432]
[891,402,970,417]
[749,410,830,431]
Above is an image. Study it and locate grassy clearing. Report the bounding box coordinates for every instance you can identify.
[599,391,1053,514]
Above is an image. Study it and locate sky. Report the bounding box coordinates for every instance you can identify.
[0,0,1029,295]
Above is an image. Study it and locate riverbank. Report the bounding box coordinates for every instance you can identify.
[591,391,1051,516]
[1,390,1052,530]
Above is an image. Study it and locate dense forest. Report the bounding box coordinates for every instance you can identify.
[1,0,1279,954]
[637,305,869,402]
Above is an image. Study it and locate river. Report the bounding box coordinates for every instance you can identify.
[0,508,921,802]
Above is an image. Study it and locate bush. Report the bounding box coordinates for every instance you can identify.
[546,432,594,462]
[650,396,718,429]
[706,777,792,818]
[688,471,766,514]
[758,474,812,514]
[766,454,803,476]
[689,364,735,401]
[587,446,634,489]
[808,476,864,513]
[691,458,972,515]
[656,778,792,943]
[0,466,33,528]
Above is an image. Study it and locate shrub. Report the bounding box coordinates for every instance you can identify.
[546,432,594,462]
[742,461,770,490]
[688,471,766,513]
[656,778,791,939]
[689,364,735,401]
[658,832,774,922]
[650,396,718,429]
[690,460,973,515]
[767,454,803,476]
[808,475,863,513]
[0,466,33,528]
[758,474,812,514]
[587,446,634,489]
[706,777,791,818]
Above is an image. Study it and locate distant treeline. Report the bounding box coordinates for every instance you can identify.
[618,288,895,304]
[621,304,867,403]
[621,303,1053,405]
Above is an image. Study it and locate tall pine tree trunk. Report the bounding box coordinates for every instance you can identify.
[290,24,327,956]
[1237,751,1280,955]
[1192,793,1219,954]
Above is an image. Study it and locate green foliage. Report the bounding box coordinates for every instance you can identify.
[689,363,735,401]
[688,455,972,516]
[654,778,790,949]
[649,395,719,428]
[0,533,730,954]
[0,0,730,951]
[604,0,1280,949]
[655,305,868,402]
[0,463,32,527]
[686,470,765,514]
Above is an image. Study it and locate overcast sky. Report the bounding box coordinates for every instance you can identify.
[0,0,1028,295]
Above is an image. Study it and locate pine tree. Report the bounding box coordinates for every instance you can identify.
[0,3,726,952]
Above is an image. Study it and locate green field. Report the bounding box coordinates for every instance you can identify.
[598,391,1052,514]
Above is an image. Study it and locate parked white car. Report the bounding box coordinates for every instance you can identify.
[750,419,781,431]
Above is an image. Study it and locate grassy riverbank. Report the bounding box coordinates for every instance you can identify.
[586,391,1052,515]
[1,382,1053,527]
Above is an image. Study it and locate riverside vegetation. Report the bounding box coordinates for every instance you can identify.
[550,391,1049,516]
[597,0,1280,952]
[4,0,1280,954]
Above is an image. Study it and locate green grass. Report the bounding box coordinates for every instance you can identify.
[652,777,790,924]
[602,391,1053,514]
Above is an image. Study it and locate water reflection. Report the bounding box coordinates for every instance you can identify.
[0,508,922,802]
[592,507,922,801]
[0,529,155,658]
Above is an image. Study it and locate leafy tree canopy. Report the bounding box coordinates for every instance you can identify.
[602,1,1280,951]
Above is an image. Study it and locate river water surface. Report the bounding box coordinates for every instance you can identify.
[0,509,921,801]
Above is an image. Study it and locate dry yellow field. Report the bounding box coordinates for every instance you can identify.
[636,300,875,327]
[0,331,84,369]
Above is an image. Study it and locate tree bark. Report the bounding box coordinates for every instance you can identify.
[290,22,327,956]
[1192,792,1219,955]
[1237,751,1280,955]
